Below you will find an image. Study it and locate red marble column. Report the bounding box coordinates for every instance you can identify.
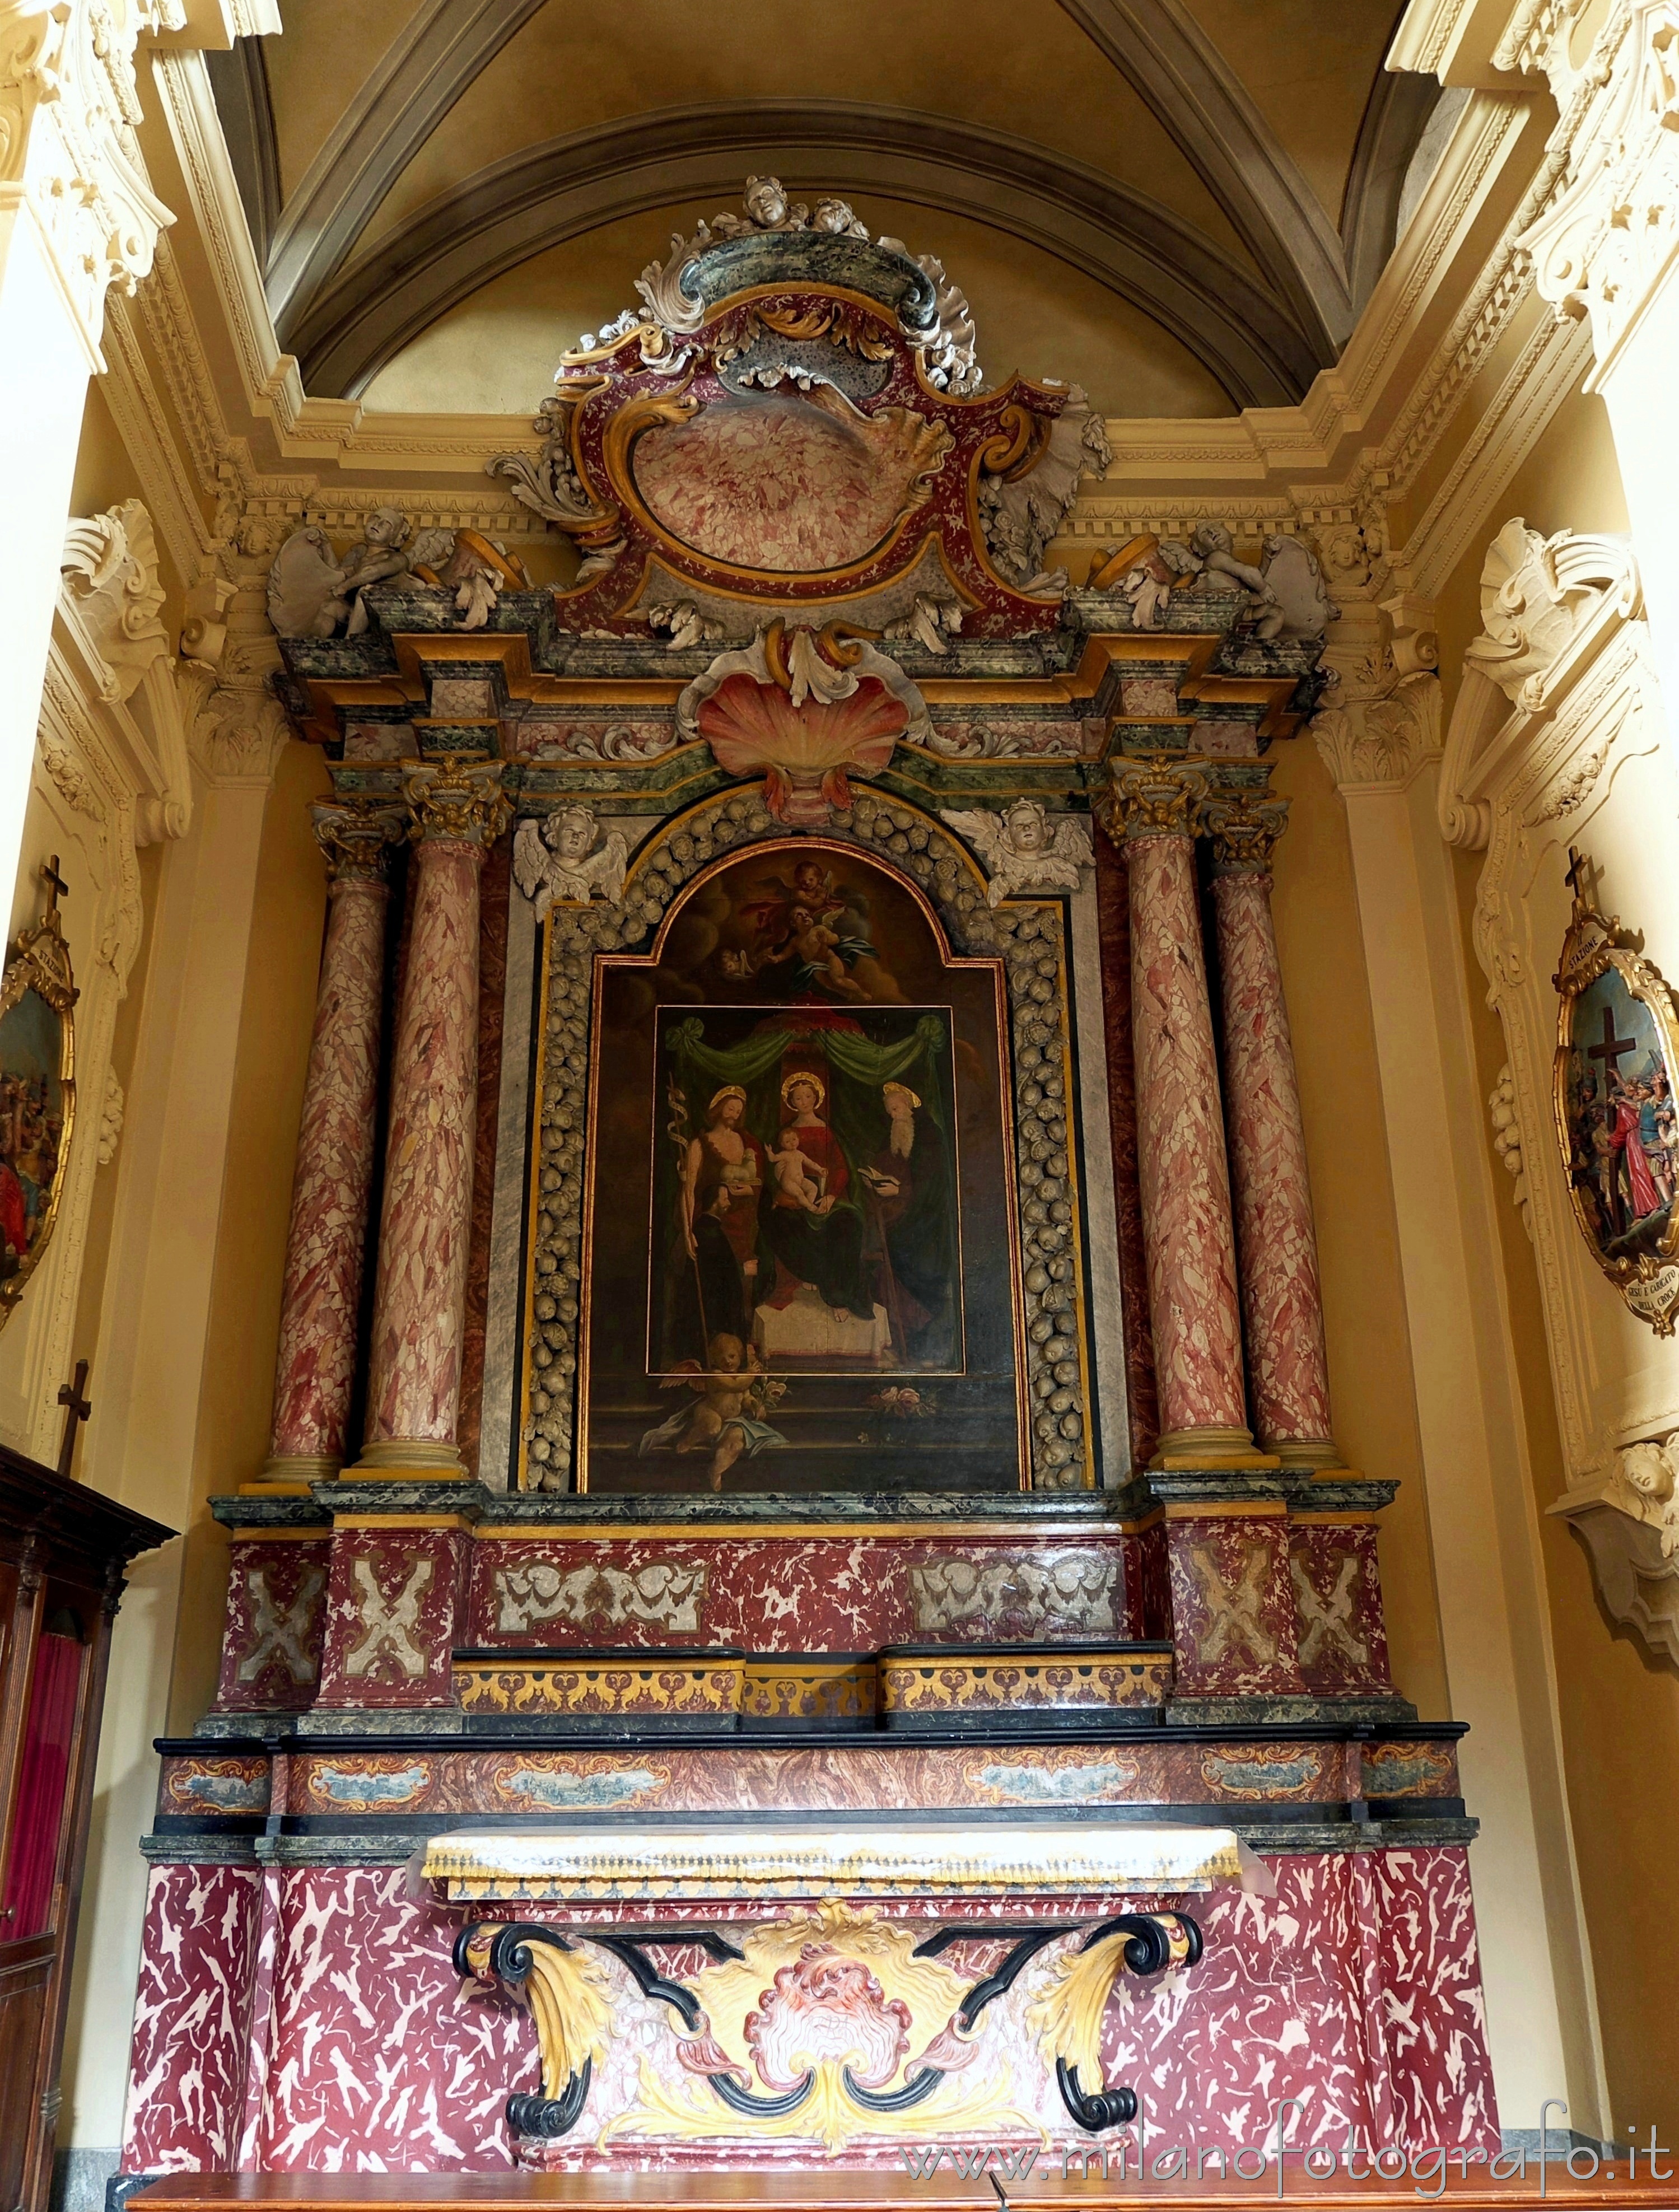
[1104,763,1254,1463]
[1206,795,1341,1468]
[355,761,509,1473]
[263,805,403,1480]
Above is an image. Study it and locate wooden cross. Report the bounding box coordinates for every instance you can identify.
[55,1359,91,1482]
[39,855,68,924]
[1588,1001,1638,1090]
[1565,846,1601,909]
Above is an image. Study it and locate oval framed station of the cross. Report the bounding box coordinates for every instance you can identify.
[1553,870,1679,1335]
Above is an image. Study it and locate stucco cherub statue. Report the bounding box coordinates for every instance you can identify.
[1619,1437,1679,1556]
[711,176,810,238]
[1190,521,1284,639]
[512,805,630,916]
[1259,532,1340,642]
[265,525,351,640]
[940,798,1094,908]
[339,506,415,635]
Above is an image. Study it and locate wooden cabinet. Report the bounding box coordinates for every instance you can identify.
[0,1448,170,2212]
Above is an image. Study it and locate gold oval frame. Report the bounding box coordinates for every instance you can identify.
[1552,867,1679,1335]
[0,868,77,1328]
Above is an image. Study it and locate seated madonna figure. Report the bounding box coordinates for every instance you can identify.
[758,1072,873,1322]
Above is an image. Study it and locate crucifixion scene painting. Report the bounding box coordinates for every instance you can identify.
[1562,964,1679,1261]
[580,842,1025,1492]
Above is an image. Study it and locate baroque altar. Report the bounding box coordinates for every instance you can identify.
[121,186,1498,2178]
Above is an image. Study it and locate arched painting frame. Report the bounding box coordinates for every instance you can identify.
[0,871,77,1328]
[574,832,1028,1494]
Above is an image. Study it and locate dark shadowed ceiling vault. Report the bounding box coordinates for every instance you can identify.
[209,0,1442,416]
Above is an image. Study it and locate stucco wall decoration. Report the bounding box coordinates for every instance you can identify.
[487,180,1109,645]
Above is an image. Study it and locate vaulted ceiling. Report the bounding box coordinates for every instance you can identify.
[209,0,1440,419]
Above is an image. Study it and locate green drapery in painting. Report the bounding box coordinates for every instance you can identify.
[653,1012,955,1362]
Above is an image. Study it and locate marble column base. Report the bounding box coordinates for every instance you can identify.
[1153,1423,1277,1471]
[253,1454,340,1488]
[348,1438,466,1477]
[1267,1435,1349,1472]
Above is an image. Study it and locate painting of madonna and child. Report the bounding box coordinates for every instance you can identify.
[576,842,1030,1492]
[1562,963,1679,1263]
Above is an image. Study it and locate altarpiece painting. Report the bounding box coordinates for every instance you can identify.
[576,839,1025,1491]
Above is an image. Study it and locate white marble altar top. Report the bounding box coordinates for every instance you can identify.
[423,1821,1244,1902]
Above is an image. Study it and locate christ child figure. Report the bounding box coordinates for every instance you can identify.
[771,1124,836,1215]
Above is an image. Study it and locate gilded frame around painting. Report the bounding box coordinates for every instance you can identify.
[1553,861,1679,1334]
[567,834,1032,1495]
[0,869,77,1328]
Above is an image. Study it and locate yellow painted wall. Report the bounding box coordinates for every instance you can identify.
[164,739,332,1732]
[1435,386,1679,2139]
[1267,735,1452,1717]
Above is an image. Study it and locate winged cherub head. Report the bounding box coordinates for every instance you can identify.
[1003,799,1051,856]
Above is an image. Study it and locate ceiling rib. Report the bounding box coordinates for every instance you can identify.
[1053,0,1356,352]
[1340,70,1443,312]
[289,101,1324,409]
[205,37,282,269]
[265,0,546,339]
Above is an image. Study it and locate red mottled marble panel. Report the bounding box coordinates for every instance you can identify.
[125,1849,1496,2169]
[253,1866,538,2168]
[214,1538,331,1714]
[1166,1514,1306,1700]
[122,1861,262,2171]
[315,1527,465,1708]
[1097,1852,1499,2154]
[469,1534,1138,1652]
[1121,1516,1171,1642]
[1290,1524,1392,1696]
[1361,1847,1498,2145]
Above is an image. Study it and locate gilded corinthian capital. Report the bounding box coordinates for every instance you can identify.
[402,758,512,846]
[1202,792,1290,876]
[311,801,407,883]
[1097,760,1209,844]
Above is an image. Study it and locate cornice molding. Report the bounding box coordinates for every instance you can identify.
[287,101,1321,409]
